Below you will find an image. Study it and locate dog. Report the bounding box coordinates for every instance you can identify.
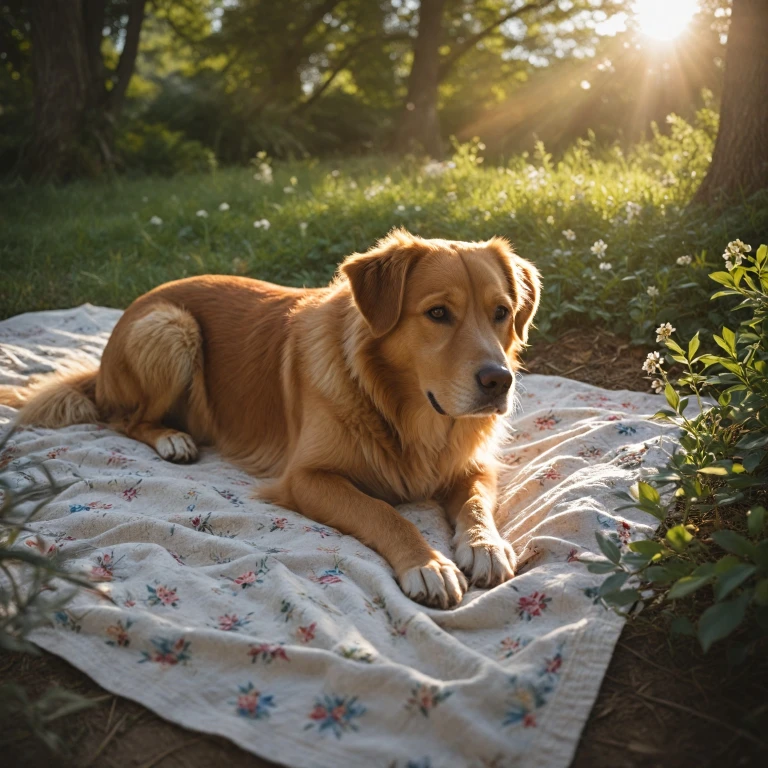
[2,229,540,609]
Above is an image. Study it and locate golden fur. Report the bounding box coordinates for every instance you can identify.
[2,229,540,608]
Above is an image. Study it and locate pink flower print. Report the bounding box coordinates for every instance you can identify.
[578,446,602,460]
[270,517,287,532]
[235,571,256,586]
[406,684,453,716]
[248,643,289,664]
[523,713,537,728]
[617,520,631,545]
[216,613,253,632]
[566,548,579,563]
[146,584,180,608]
[606,414,621,422]
[46,446,68,459]
[25,538,56,556]
[90,552,116,581]
[534,415,560,431]
[105,620,132,647]
[545,654,563,674]
[122,485,140,502]
[107,451,130,467]
[537,466,562,485]
[124,598,136,608]
[518,591,551,621]
[297,622,317,643]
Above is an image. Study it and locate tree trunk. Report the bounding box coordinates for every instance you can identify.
[394,0,446,157]
[23,0,146,181]
[24,0,90,180]
[693,0,768,204]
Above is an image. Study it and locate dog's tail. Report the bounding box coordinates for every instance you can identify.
[0,363,100,428]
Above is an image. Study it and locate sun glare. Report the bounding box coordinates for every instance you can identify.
[635,0,698,41]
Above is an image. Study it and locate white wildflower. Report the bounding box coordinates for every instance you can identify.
[414,205,422,212]
[546,215,555,225]
[509,211,516,220]
[142,196,149,203]
[331,169,340,177]
[196,210,208,218]
[254,163,273,184]
[642,351,663,374]
[396,204,405,212]
[149,216,163,226]
[218,202,230,212]
[591,239,608,258]
[253,219,271,230]
[655,322,675,342]
[498,190,508,202]
[722,239,751,269]
[625,201,642,221]
[562,229,576,241]
[676,255,692,266]
[599,262,612,271]
[283,187,295,194]
[446,191,457,202]
[647,286,659,297]
[299,222,307,234]
[651,379,664,394]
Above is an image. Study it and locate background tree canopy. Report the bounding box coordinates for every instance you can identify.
[0,0,739,179]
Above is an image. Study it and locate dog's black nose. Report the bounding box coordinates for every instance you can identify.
[475,364,513,395]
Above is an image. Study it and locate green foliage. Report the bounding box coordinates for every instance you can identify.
[117,122,217,176]
[3,113,766,333]
[585,241,768,658]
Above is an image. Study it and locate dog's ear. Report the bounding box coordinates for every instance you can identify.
[487,238,541,344]
[341,230,424,338]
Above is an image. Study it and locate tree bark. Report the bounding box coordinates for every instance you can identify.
[24,0,90,180]
[23,0,147,181]
[693,0,768,204]
[394,0,446,157]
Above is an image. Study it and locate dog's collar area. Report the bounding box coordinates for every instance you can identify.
[427,391,447,416]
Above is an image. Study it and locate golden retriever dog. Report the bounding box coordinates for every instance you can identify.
[3,229,540,609]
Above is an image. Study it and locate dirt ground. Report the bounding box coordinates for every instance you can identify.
[4,328,767,767]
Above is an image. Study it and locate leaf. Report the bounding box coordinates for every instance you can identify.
[596,531,621,564]
[603,588,641,606]
[698,592,750,652]
[586,560,620,574]
[735,432,768,450]
[636,481,660,505]
[629,540,665,558]
[708,271,735,288]
[668,573,713,599]
[665,338,685,356]
[697,466,729,476]
[713,564,756,602]
[670,616,696,636]
[755,579,768,606]
[748,506,766,538]
[665,525,693,552]
[711,530,757,560]
[599,571,630,596]
[664,383,680,411]
[757,244,767,267]
[644,566,674,584]
[722,326,736,353]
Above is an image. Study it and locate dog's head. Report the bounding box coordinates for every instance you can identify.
[341,229,540,418]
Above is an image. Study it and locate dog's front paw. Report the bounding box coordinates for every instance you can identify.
[454,529,516,588]
[398,551,467,609]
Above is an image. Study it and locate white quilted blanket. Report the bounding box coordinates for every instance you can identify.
[0,305,674,768]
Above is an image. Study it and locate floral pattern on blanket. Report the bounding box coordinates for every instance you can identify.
[0,305,680,768]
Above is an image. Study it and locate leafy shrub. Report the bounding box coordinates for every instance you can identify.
[117,122,217,176]
[584,241,768,660]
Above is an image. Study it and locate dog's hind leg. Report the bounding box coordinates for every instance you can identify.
[99,302,203,463]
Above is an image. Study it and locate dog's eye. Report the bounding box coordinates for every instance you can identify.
[427,306,449,322]
[494,306,510,322]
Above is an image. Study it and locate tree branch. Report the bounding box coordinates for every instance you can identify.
[437,0,551,82]
[105,0,147,115]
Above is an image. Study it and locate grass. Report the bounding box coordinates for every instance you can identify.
[2,112,767,344]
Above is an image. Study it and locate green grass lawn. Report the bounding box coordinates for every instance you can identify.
[3,118,766,342]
